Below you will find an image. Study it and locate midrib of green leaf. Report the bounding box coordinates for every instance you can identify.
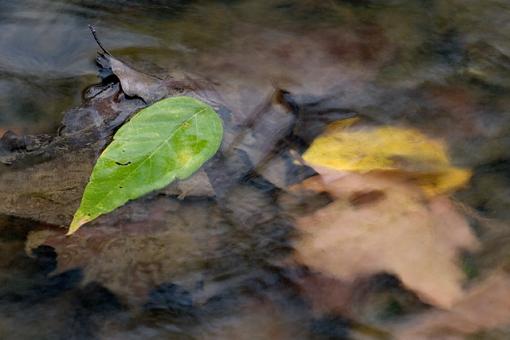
[91,107,206,210]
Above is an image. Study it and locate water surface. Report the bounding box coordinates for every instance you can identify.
[1,1,510,339]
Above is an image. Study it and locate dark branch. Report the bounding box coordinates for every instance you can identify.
[89,24,111,56]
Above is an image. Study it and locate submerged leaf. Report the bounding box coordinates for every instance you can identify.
[302,122,471,196]
[29,197,222,306]
[393,271,510,339]
[68,96,223,234]
[292,172,479,308]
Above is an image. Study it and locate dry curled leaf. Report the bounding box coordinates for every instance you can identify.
[292,172,479,308]
[95,50,168,103]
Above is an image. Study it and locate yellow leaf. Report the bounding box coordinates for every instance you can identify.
[302,122,471,196]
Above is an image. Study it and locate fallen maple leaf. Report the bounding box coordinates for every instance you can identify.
[292,172,479,308]
[392,271,510,339]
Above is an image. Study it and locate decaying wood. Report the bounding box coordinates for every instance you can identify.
[0,82,145,226]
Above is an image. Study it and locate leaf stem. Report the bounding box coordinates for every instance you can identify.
[89,24,112,56]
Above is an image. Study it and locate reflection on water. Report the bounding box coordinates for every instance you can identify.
[1,0,510,339]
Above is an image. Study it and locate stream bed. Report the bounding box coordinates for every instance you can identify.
[1,1,510,339]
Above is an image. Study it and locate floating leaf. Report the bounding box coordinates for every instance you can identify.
[302,121,471,196]
[68,96,223,235]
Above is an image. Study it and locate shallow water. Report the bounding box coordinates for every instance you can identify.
[1,0,510,339]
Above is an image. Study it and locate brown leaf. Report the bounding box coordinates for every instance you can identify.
[393,272,510,339]
[87,26,168,103]
[292,172,479,308]
[97,52,168,103]
[26,197,222,306]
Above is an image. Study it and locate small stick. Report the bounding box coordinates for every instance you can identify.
[89,24,111,56]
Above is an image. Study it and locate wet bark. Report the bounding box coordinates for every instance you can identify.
[0,81,146,226]
[0,69,293,227]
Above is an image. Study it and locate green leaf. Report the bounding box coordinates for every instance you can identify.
[67,96,223,235]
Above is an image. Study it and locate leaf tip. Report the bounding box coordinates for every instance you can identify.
[67,214,90,236]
